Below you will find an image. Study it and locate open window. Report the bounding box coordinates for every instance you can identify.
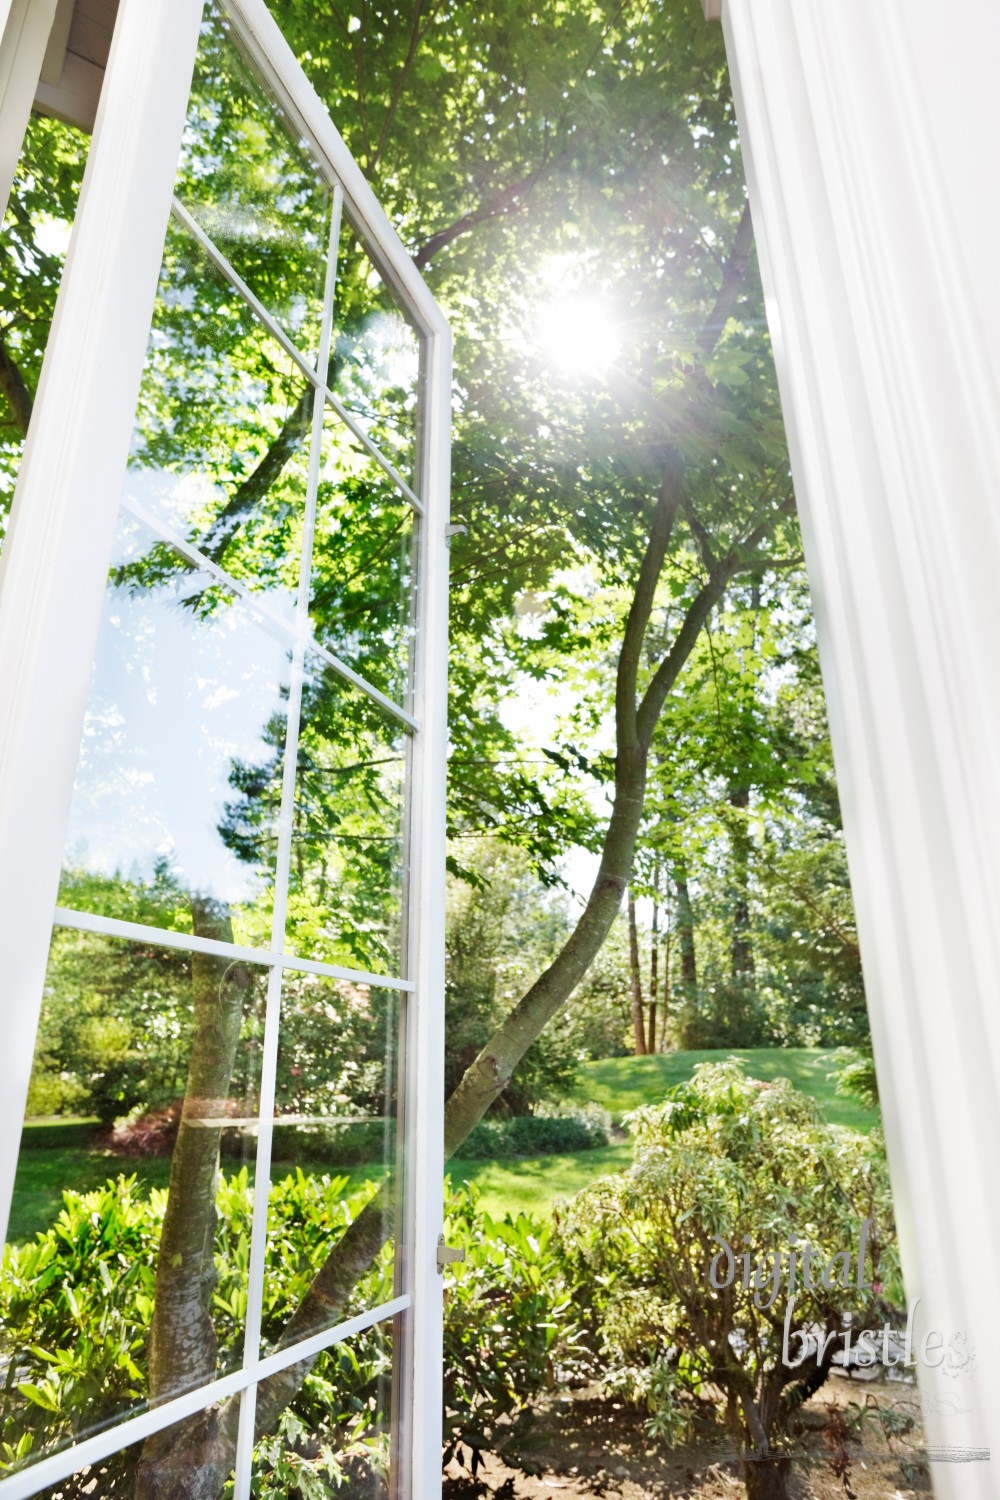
[0,1,450,1495]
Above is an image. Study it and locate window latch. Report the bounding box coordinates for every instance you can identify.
[437,1234,465,1271]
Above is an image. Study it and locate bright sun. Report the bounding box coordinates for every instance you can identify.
[535,291,622,380]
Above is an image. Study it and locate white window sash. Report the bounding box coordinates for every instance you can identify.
[0,0,451,1493]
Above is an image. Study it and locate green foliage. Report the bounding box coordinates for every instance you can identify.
[830,1046,880,1111]
[561,915,633,1060]
[442,1183,586,1475]
[576,1049,880,1134]
[555,1061,897,1469]
[0,1172,586,1492]
[458,1104,609,1161]
[27,872,198,1124]
[0,1170,393,1495]
[0,114,87,509]
[636,594,868,1053]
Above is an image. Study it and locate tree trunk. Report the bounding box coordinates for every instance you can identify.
[137,899,252,1498]
[729,783,755,984]
[741,1453,792,1500]
[0,333,33,436]
[628,888,647,1055]
[674,868,698,1046]
[659,932,671,1048]
[648,867,659,1053]
[736,1387,791,1500]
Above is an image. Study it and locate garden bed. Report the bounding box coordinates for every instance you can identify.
[445,1374,930,1500]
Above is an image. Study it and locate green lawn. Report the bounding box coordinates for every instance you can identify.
[7,1048,876,1241]
[575,1047,878,1133]
[447,1142,632,1219]
[7,1139,385,1245]
[7,1140,627,1240]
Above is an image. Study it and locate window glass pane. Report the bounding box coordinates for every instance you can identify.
[282,657,408,974]
[175,0,332,361]
[128,217,312,611]
[2,932,265,1467]
[58,514,292,949]
[332,226,420,487]
[311,409,416,706]
[262,975,400,1345]
[252,1328,391,1497]
[0,1400,244,1498]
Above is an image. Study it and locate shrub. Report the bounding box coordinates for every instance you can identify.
[442,1182,586,1476]
[269,1118,393,1170]
[0,1171,393,1496]
[105,1101,185,1156]
[555,1060,898,1500]
[0,1173,583,1495]
[830,1046,880,1110]
[457,1104,609,1161]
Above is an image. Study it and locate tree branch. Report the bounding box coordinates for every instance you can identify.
[369,0,446,172]
[636,496,795,744]
[616,452,685,750]
[412,167,550,270]
[696,200,754,356]
[636,562,735,747]
[198,387,315,563]
[682,492,719,573]
[0,331,33,436]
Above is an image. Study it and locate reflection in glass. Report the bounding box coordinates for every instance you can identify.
[311,409,416,704]
[2,933,264,1475]
[253,1328,392,1498]
[127,216,312,608]
[60,514,291,948]
[0,1401,243,1499]
[175,0,332,359]
[262,976,399,1347]
[288,657,408,973]
[332,226,420,485]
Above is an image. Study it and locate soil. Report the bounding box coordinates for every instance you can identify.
[444,1371,932,1500]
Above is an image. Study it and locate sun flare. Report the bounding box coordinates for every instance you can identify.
[535,292,622,380]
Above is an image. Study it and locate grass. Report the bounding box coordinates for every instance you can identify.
[576,1047,879,1133]
[447,1143,633,1219]
[7,1142,387,1245]
[7,1048,877,1240]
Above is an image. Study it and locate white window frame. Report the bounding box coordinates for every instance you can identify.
[0,0,451,1495]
